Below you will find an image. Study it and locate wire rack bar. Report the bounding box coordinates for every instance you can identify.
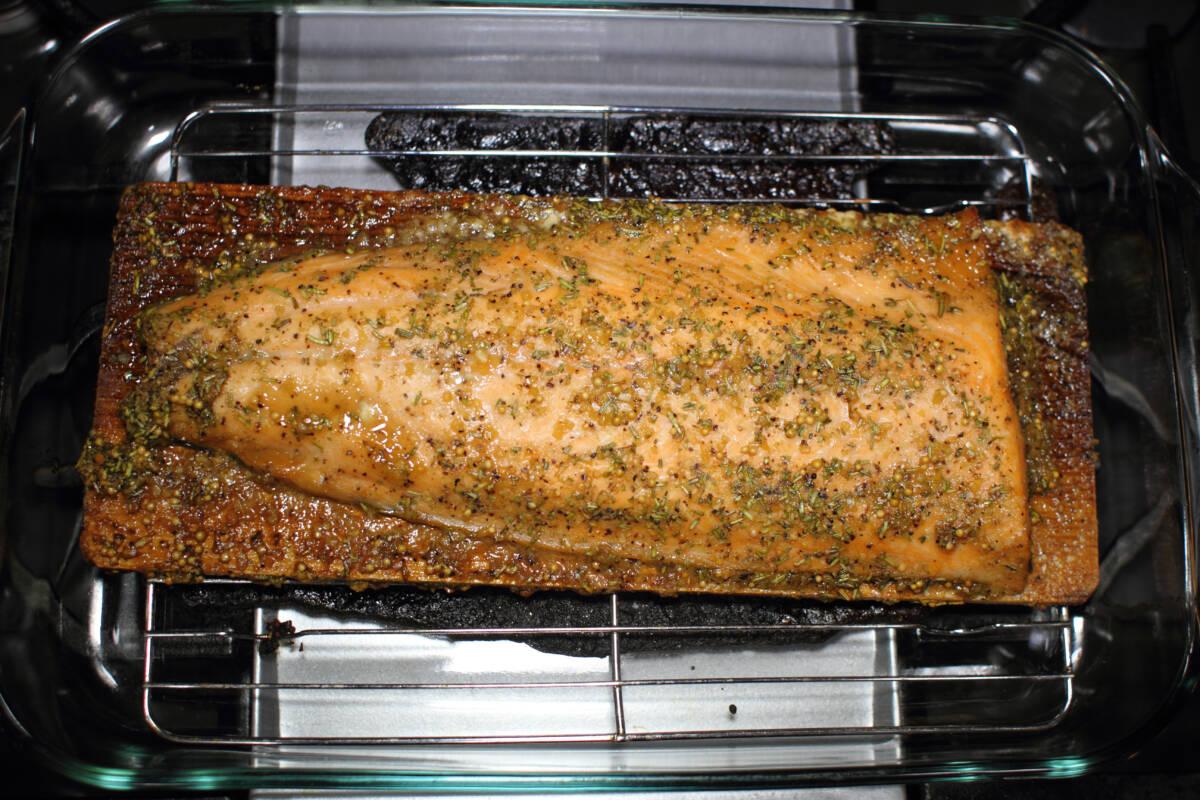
[149,718,1073,749]
[175,149,1033,161]
[169,101,1031,123]
[143,619,1072,640]
[147,673,1073,691]
[608,593,628,741]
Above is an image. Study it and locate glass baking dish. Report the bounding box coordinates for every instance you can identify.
[2,3,1199,792]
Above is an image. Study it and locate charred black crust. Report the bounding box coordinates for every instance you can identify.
[364,111,893,200]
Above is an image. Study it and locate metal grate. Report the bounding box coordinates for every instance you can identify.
[167,104,1038,217]
[142,104,1075,746]
[143,580,1076,745]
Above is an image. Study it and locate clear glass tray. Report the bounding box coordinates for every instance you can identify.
[1,3,1198,791]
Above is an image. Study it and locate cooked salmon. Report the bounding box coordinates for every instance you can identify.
[121,196,1030,596]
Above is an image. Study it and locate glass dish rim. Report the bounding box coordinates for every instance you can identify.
[4,1,1199,791]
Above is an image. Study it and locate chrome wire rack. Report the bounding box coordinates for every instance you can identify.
[167,104,1040,217]
[141,104,1077,747]
[142,580,1077,745]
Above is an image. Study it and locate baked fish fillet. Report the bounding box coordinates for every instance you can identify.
[80,183,1097,603]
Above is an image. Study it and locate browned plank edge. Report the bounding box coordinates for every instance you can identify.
[79,182,1097,604]
[986,220,1098,604]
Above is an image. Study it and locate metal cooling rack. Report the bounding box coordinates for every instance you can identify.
[142,580,1076,745]
[141,104,1076,746]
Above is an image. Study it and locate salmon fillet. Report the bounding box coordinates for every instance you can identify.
[80,183,1097,603]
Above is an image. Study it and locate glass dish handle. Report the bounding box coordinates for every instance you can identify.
[0,109,24,564]
[1153,131,1200,573]
[0,109,23,323]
